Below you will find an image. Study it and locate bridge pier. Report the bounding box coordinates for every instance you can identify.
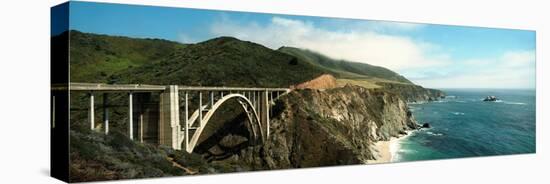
[89,93,94,130]
[139,105,144,143]
[103,94,109,134]
[260,90,270,138]
[129,92,133,140]
[199,92,203,126]
[159,85,181,150]
[134,93,158,144]
[184,92,189,151]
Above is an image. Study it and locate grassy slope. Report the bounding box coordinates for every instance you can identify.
[113,37,326,87]
[276,46,445,101]
[67,30,186,83]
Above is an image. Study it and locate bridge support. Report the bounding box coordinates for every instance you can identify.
[103,94,109,134]
[260,90,270,139]
[129,92,134,140]
[89,93,94,130]
[159,85,181,150]
[134,93,158,144]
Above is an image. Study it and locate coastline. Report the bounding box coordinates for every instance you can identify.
[366,130,414,164]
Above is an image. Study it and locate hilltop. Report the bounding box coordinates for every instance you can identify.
[65,30,186,82]
[278,46,444,102]
[278,46,412,83]
[65,31,423,88]
[111,36,326,87]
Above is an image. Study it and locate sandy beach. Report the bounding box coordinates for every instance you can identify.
[366,131,414,164]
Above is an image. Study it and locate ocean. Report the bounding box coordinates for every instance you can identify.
[394,89,536,162]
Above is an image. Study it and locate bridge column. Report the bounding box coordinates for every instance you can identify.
[184,92,189,151]
[135,93,158,144]
[159,85,181,150]
[129,92,133,140]
[89,93,94,130]
[260,90,270,139]
[103,93,109,134]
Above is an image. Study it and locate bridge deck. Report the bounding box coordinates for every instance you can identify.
[52,83,290,92]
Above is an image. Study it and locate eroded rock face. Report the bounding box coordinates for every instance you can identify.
[228,85,417,169]
[291,74,337,90]
[376,82,445,103]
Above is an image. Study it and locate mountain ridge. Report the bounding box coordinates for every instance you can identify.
[278,46,412,84]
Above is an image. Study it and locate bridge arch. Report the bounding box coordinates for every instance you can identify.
[184,93,264,153]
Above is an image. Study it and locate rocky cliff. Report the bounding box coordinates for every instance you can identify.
[376,82,445,103]
[68,84,423,179]
[291,74,337,90]
[214,85,418,169]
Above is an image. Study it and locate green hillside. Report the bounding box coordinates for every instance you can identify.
[278,46,412,84]
[63,31,411,87]
[112,37,326,87]
[67,30,186,82]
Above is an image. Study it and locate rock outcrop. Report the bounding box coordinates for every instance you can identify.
[226,85,418,169]
[376,82,445,103]
[483,96,499,102]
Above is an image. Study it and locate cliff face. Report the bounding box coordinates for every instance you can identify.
[376,82,445,103]
[68,84,422,179]
[291,74,337,90]
[228,85,417,169]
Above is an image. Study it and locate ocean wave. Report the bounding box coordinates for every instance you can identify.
[451,112,465,115]
[503,101,526,105]
[397,149,415,154]
[426,131,444,136]
[494,100,526,105]
[434,100,466,103]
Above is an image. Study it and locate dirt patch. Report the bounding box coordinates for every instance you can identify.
[291,74,337,90]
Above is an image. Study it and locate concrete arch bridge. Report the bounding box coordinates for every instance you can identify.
[52,83,290,153]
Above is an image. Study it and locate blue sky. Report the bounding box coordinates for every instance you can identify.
[62,1,536,89]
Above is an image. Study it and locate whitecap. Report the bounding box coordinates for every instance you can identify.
[452,112,465,115]
[426,131,444,136]
[503,101,526,105]
[397,149,415,154]
[493,100,526,105]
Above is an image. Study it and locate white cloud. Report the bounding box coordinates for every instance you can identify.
[411,50,535,88]
[210,17,450,71]
[347,21,424,32]
[207,16,535,89]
